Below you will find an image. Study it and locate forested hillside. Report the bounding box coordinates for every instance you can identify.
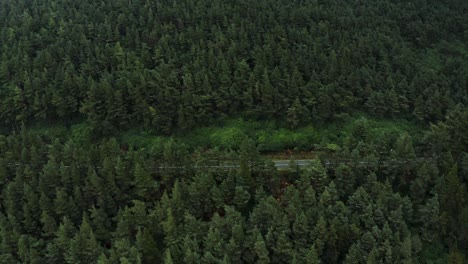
[1,0,467,133]
[0,0,467,263]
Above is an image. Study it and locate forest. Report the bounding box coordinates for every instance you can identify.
[0,0,467,263]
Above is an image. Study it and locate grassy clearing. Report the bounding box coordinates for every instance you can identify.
[118,113,425,153]
[19,112,424,153]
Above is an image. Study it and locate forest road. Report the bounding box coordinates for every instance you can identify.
[273,160,312,169]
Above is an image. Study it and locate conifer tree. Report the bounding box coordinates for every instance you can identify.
[254,231,270,264]
[66,216,100,264]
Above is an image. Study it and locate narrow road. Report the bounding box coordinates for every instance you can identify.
[273,160,312,169]
[8,158,426,171]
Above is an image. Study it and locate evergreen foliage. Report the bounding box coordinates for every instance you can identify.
[0,0,466,262]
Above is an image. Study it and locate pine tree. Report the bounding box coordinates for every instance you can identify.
[136,228,160,264]
[335,163,355,199]
[287,97,309,129]
[442,164,466,241]
[97,253,110,264]
[254,231,270,264]
[305,245,320,264]
[40,157,59,195]
[400,235,412,264]
[17,235,30,264]
[89,206,110,242]
[54,188,70,218]
[133,162,157,200]
[54,217,76,261]
[66,216,100,264]
[273,231,292,263]
[233,186,251,212]
[182,235,201,264]
[40,211,57,239]
[204,226,224,261]
[162,208,179,253]
[360,232,376,253]
[292,212,309,247]
[303,160,329,193]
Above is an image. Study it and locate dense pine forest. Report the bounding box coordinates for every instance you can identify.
[0,0,467,263]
